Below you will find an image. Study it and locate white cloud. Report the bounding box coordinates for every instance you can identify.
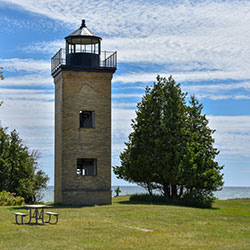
[27,33,250,82]
[112,108,135,134]
[6,0,249,85]
[0,88,54,101]
[0,98,54,159]
[0,58,52,87]
[2,0,250,37]
[195,94,250,100]
[208,115,250,134]
[185,82,250,92]
[0,58,50,73]
[114,71,250,84]
[0,99,54,127]
[183,81,250,100]
[113,73,250,100]
[1,75,52,87]
[112,93,142,99]
[234,95,250,100]
[112,102,138,108]
[208,115,250,158]
[0,16,64,33]
[26,40,64,54]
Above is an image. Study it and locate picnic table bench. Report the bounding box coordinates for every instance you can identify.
[15,212,27,225]
[45,211,59,224]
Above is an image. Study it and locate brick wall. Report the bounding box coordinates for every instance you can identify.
[54,70,113,205]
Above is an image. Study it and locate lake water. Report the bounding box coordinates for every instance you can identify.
[40,186,250,203]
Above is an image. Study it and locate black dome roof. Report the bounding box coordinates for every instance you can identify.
[65,20,101,45]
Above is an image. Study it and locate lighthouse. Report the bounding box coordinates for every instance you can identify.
[51,20,117,205]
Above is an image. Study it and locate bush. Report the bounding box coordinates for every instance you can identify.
[181,190,215,208]
[0,190,25,206]
[130,194,167,203]
[114,186,121,197]
[130,191,215,208]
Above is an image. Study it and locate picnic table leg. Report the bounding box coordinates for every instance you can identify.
[52,215,59,225]
[21,215,24,224]
[15,214,18,224]
[15,214,21,225]
[41,209,45,224]
[25,209,32,224]
[35,208,39,224]
[45,213,52,224]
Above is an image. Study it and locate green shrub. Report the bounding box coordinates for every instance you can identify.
[180,190,215,208]
[0,190,25,206]
[130,193,167,203]
[114,186,121,197]
[130,191,215,208]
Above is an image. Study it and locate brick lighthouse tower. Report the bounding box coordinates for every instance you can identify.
[51,20,117,205]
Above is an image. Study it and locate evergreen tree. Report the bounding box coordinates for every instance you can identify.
[181,96,224,194]
[114,76,223,203]
[114,76,188,198]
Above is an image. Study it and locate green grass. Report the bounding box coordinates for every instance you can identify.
[1,197,250,249]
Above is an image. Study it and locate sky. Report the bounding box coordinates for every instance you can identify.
[0,0,250,187]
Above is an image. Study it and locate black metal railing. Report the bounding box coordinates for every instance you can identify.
[51,48,117,74]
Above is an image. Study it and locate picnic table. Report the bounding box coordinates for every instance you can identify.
[25,204,49,224]
[15,204,59,225]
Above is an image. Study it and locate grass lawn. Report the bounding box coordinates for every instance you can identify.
[1,196,250,250]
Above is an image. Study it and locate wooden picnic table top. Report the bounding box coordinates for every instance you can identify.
[24,204,51,209]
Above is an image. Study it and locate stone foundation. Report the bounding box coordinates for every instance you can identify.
[61,189,112,205]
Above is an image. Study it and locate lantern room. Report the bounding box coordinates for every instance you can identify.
[64,20,101,68]
[51,20,116,75]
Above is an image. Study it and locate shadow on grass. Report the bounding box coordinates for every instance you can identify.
[14,222,48,226]
[117,199,219,210]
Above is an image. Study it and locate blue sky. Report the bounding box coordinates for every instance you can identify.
[1,0,250,186]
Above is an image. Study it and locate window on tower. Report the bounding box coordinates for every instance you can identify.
[77,158,97,176]
[79,111,95,128]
